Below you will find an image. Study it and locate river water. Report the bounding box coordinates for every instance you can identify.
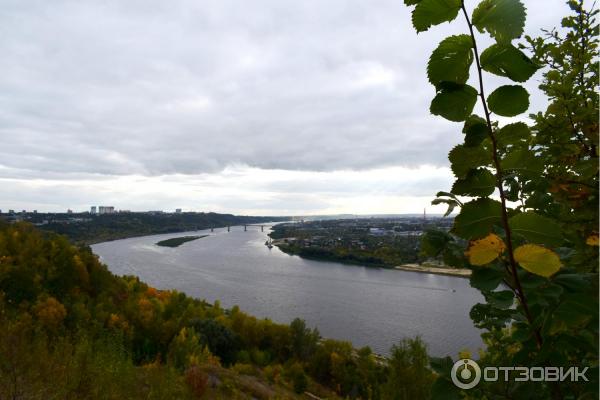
[92,226,484,357]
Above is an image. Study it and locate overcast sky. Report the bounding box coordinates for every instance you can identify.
[0,0,569,215]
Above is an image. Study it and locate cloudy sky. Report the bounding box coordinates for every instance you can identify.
[0,0,569,215]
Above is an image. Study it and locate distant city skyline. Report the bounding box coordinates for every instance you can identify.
[0,1,569,214]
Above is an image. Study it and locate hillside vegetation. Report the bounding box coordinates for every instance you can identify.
[0,221,434,399]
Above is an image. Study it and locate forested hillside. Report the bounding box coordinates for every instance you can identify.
[17,212,288,244]
[0,221,434,399]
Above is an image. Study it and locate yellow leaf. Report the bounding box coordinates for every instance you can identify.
[514,244,561,278]
[586,234,599,246]
[465,233,506,266]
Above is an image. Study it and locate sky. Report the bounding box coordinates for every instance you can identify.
[0,0,570,215]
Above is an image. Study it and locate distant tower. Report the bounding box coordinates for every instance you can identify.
[423,208,426,221]
[91,206,97,214]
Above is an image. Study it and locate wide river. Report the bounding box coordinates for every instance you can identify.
[92,225,484,357]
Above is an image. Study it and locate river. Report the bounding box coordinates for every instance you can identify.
[92,225,484,357]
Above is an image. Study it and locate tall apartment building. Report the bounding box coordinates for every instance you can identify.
[98,206,115,214]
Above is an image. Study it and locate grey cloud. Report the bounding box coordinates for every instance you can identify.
[0,0,569,179]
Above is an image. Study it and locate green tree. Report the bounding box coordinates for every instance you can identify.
[382,337,433,400]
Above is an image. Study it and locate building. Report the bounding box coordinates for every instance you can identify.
[98,206,115,214]
[90,206,97,214]
[67,209,73,214]
[175,208,182,214]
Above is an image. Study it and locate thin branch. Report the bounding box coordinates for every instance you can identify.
[459,1,543,349]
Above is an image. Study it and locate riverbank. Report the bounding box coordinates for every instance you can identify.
[394,264,471,278]
[273,241,471,277]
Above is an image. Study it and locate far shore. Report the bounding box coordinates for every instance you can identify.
[394,263,471,278]
[272,240,472,278]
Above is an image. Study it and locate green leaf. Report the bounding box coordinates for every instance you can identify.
[472,0,526,43]
[404,0,422,5]
[452,168,496,197]
[487,85,529,116]
[412,0,462,33]
[509,212,563,247]
[552,298,596,332]
[428,35,473,87]
[496,122,530,147]
[485,290,515,309]
[462,115,489,147]
[480,43,538,82]
[470,267,505,291]
[421,230,452,256]
[448,144,490,178]
[553,273,592,292]
[431,198,458,217]
[430,84,478,122]
[502,148,544,177]
[453,198,503,239]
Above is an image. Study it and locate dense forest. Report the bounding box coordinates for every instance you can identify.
[0,221,434,399]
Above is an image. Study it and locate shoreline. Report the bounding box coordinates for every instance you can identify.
[273,241,471,278]
[394,263,471,278]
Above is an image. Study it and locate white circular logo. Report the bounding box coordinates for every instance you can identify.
[451,358,481,389]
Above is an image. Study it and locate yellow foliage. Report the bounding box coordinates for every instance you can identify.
[586,234,599,246]
[514,244,561,278]
[34,296,67,329]
[137,297,155,325]
[465,233,506,266]
[72,255,90,286]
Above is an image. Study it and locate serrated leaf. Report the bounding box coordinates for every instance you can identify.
[431,198,458,217]
[421,230,452,256]
[470,267,504,291]
[514,244,562,278]
[428,35,473,87]
[453,198,503,239]
[448,144,490,178]
[480,43,538,82]
[412,0,462,33]
[462,115,489,147]
[485,290,515,309]
[472,0,526,43]
[452,168,496,197]
[496,122,530,147]
[487,85,529,116]
[553,273,592,291]
[509,212,563,247]
[502,148,544,177]
[465,233,506,265]
[430,84,478,122]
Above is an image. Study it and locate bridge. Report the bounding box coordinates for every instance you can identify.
[210,224,267,232]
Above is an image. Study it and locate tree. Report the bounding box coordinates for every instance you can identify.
[382,337,433,400]
[404,0,598,398]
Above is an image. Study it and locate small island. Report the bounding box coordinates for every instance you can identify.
[155,235,208,247]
